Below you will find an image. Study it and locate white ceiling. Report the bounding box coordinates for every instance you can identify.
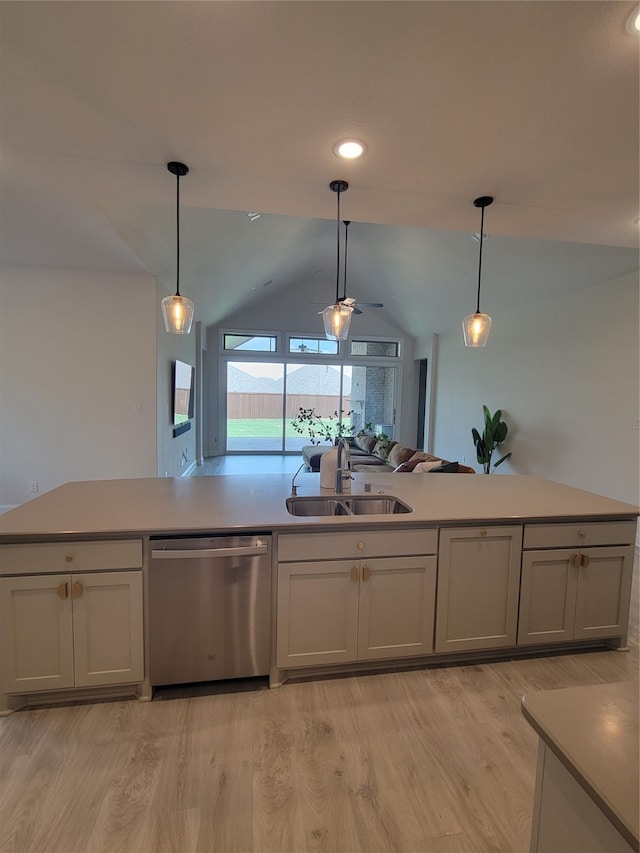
[1,0,638,338]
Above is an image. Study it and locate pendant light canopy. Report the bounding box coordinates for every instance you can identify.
[462,195,493,348]
[321,179,353,341]
[161,161,194,335]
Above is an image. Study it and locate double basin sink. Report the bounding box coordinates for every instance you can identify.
[286,494,412,517]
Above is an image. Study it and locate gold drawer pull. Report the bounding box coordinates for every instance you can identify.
[573,554,583,568]
[480,529,488,537]
[581,554,590,568]
[351,566,359,583]
[56,582,69,600]
[72,580,83,599]
[357,542,365,551]
[65,554,73,563]
[578,531,587,539]
[362,565,371,582]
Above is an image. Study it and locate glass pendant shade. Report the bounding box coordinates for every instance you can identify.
[462,311,492,348]
[162,293,194,335]
[322,302,353,341]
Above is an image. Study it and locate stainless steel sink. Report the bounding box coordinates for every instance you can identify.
[285,494,412,517]
[285,497,351,516]
[346,496,412,515]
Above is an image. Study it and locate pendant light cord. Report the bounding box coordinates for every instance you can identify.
[342,220,350,301]
[335,188,342,304]
[476,203,485,314]
[175,171,181,298]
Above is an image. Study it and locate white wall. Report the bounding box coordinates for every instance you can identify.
[0,266,158,508]
[415,270,639,508]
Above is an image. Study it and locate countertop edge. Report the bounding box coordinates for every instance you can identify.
[521,688,639,849]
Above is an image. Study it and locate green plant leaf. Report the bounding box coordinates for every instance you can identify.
[494,452,512,468]
[494,422,507,443]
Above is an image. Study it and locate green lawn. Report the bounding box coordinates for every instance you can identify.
[227,418,349,439]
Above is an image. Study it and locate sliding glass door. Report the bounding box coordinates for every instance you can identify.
[226,361,284,451]
[225,360,396,453]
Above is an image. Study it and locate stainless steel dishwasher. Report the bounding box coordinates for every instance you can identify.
[149,534,271,686]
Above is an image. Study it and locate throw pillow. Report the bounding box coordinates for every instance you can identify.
[373,439,396,460]
[394,457,442,473]
[355,434,377,454]
[429,461,460,473]
[387,443,415,469]
[408,451,443,464]
[412,460,445,473]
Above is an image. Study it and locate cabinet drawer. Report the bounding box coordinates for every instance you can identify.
[523,521,636,550]
[0,540,143,576]
[278,528,438,562]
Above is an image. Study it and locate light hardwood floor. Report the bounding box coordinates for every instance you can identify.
[1,562,638,853]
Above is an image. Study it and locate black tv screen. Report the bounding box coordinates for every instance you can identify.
[173,360,194,426]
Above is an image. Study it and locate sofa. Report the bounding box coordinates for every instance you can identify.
[301,433,475,474]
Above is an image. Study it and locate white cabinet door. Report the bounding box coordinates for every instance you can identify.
[573,546,634,641]
[436,526,523,653]
[519,546,634,645]
[518,551,577,645]
[357,556,437,660]
[0,575,74,693]
[72,571,144,687]
[277,561,359,668]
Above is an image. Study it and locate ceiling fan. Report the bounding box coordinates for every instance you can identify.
[337,219,384,315]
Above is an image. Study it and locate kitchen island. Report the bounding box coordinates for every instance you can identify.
[522,681,639,852]
[0,473,637,713]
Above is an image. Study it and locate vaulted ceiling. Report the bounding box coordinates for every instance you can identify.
[1,1,638,338]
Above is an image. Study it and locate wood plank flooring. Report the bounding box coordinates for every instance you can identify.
[1,561,638,853]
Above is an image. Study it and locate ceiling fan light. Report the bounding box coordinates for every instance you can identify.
[322,302,354,341]
[162,293,194,334]
[462,312,492,348]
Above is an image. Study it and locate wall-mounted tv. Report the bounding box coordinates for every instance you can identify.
[173,359,194,435]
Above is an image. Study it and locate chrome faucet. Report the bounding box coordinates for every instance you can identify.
[290,462,306,497]
[335,437,352,494]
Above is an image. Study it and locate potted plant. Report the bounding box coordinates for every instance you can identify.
[472,405,512,473]
[290,408,356,445]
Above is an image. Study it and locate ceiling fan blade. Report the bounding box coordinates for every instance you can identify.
[353,307,363,315]
[358,302,384,308]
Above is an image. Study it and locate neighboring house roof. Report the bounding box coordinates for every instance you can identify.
[227,363,351,396]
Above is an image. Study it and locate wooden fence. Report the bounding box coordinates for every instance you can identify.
[227,393,351,420]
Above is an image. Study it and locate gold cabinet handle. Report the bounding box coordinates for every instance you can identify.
[480,529,487,537]
[65,554,73,563]
[578,531,587,539]
[362,565,371,582]
[573,554,583,568]
[71,580,83,599]
[350,566,359,583]
[56,582,69,600]
[357,542,365,551]
[580,553,590,568]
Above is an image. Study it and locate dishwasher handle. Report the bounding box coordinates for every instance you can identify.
[151,543,269,560]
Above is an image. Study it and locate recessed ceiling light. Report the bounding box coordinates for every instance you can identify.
[626,6,640,34]
[333,139,366,159]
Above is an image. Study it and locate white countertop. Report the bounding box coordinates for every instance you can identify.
[0,473,637,540]
[522,681,639,848]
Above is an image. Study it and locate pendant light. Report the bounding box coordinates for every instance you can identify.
[321,179,353,341]
[462,195,493,348]
[161,161,194,335]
